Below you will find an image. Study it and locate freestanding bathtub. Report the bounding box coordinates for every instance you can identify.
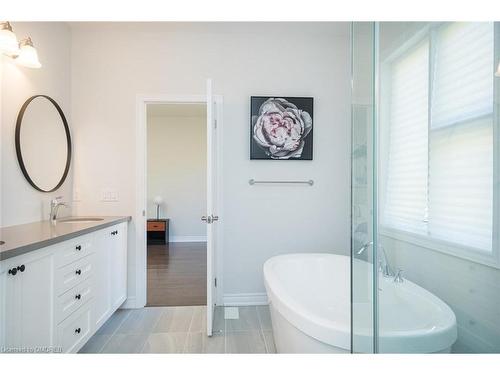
[263,253,457,353]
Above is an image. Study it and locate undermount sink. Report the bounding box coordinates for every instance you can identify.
[58,217,104,224]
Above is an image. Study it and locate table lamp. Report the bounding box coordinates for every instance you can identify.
[153,196,163,219]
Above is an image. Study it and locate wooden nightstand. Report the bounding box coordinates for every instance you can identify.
[147,219,169,245]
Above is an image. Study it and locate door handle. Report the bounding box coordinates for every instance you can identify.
[201,215,219,224]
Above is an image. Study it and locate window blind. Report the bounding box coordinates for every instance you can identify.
[383,41,429,234]
[431,23,494,129]
[383,22,495,254]
[428,22,494,252]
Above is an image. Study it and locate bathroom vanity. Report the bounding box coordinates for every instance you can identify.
[0,216,130,353]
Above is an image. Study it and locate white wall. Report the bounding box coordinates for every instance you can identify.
[70,22,351,303]
[147,113,207,241]
[1,22,72,227]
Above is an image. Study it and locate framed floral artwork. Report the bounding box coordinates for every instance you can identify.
[250,96,313,160]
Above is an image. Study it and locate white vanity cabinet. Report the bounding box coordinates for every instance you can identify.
[0,249,56,353]
[110,225,127,310]
[92,223,128,331]
[92,231,112,330]
[0,220,128,354]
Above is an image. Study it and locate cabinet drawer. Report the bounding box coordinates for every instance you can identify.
[55,278,93,323]
[57,303,92,353]
[54,235,93,269]
[147,222,166,231]
[55,255,93,296]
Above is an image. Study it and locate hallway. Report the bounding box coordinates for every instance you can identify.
[147,242,207,307]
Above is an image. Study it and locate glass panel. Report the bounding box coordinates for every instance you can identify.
[375,22,500,353]
[351,22,376,353]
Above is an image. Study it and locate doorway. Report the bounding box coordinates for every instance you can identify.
[146,103,207,307]
[136,86,223,336]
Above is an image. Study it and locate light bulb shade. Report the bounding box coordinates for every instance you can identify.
[153,196,164,205]
[15,38,41,68]
[495,61,500,78]
[0,22,19,55]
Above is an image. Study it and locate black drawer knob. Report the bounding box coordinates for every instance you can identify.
[17,265,25,272]
[75,328,81,334]
[75,269,82,275]
[75,294,81,300]
[8,267,17,276]
[76,245,82,251]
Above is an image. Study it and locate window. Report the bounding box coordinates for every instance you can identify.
[381,22,498,265]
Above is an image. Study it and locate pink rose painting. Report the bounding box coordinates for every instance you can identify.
[251,97,313,160]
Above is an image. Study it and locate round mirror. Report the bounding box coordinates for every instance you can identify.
[15,95,72,192]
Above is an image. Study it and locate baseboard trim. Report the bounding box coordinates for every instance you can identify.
[170,236,207,243]
[223,292,268,306]
[121,296,142,309]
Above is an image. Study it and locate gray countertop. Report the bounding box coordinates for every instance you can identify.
[0,216,132,261]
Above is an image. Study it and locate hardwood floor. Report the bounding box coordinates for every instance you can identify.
[147,242,207,307]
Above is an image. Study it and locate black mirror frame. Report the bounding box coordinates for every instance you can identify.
[15,95,72,193]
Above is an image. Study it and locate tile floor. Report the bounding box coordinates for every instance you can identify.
[79,305,276,354]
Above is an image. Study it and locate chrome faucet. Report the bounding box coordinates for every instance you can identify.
[393,269,404,283]
[357,241,396,278]
[50,196,68,224]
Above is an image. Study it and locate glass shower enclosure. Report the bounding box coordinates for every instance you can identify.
[351,21,500,353]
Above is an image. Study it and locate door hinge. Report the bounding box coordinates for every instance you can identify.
[214,277,217,287]
[214,119,217,129]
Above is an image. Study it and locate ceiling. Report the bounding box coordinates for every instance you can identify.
[68,22,350,37]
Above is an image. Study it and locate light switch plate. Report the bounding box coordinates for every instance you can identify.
[101,189,119,202]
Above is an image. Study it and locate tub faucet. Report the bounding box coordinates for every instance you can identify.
[394,269,404,283]
[50,196,68,224]
[356,241,395,278]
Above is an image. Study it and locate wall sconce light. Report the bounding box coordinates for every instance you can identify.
[0,21,19,55]
[14,37,42,68]
[0,21,41,69]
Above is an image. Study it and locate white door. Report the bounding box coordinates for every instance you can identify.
[204,78,218,336]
